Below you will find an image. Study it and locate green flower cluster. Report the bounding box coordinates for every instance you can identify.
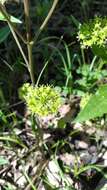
[19,83,62,116]
[78,17,107,48]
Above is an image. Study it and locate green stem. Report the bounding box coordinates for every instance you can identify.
[0,4,29,67]
[81,47,85,65]
[36,60,49,86]
[0,3,27,44]
[8,22,29,68]
[23,0,35,85]
[36,116,46,159]
[0,136,27,149]
[33,0,59,43]
[28,41,35,85]
[36,36,63,86]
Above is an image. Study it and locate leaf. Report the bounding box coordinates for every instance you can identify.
[74,84,107,122]
[0,25,10,43]
[0,12,22,23]
[0,136,27,149]
[0,156,9,165]
[70,15,80,28]
[92,45,107,60]
[10,15,22,24]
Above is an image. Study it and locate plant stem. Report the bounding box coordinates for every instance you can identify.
[81,47,85,65]
[36,36,63,86]
[0,3,27,44]
[23,0,35,85]
[28,41,35,85]
[0,4,29,67]
[24,0,59,85]
[33,0,59,43]
[8,22,29,68]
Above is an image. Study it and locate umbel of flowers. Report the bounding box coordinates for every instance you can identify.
[19,83,62,117]
[78,16,107,48]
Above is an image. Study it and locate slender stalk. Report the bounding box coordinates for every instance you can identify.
[0,4,29,67]
[36,36,63,86]
[8,22,29,68]
[0,0,59,85]
[25,159,49,190]
[23,170,37,190]
[90,55,97,71]
[33,0,59,43]
[23,0,35,85]
[81,47,86,65]
[28,42,35,85]
[0,4,27,44]
[36,60,49,86]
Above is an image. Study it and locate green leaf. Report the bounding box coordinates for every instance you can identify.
[70,15,80,28]
[0,136,27,149]
[74,84,107,122]
[0,26,10,43]
[0,12,22,23]
[0,156,9,165]
[92,45,107,60]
